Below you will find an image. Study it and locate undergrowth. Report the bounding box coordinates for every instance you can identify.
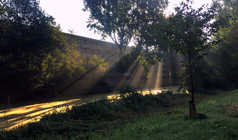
[0,89,189,140]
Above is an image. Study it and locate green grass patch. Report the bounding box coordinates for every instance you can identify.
[92,90,238,140]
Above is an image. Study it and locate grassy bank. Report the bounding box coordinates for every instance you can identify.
[1,90,238,140]
[93,90,238,140]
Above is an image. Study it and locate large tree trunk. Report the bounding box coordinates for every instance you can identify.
[188,100,197,118]
[188,62,197,119]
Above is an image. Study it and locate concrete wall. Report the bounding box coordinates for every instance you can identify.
[61,34,180,96]
[60,34,121,96]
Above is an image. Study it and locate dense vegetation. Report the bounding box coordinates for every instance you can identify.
[83,0,168,53]
[0,0,107,105]
[210,0,238,89]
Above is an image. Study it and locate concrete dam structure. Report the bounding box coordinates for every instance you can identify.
[60,34,180,96]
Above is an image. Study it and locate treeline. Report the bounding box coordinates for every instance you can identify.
[210,0,238,89]
[0,0,107,104]
[194,0,238,92]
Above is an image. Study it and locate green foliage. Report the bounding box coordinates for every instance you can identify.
[0,0,57,54]
[155,1,218,96]
[0,0,60,102]
[83,0,168,52]
[210,0,238,89]
[0,0,103,103]
[137,53,154,77]
[121,93,175,113]
[88,55,108,72]
[178,58,218,94]
[117,84,137,97]
[167,1,218,65]
[117,85,185,113]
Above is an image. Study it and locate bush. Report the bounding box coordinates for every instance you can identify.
[117,85,175,113]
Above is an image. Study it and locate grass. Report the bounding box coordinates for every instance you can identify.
[92,90,238,140]
[0,89,238,140]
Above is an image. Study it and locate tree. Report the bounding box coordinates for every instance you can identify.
[154,1,218,118]
[0,0,87,103]
[0,0,59,103]
[83,0,168,53]
[211,0,238,88]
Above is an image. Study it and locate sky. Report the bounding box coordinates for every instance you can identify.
[39,0,213,43]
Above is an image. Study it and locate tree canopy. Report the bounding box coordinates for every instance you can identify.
[211,0,238,88]
[83,0,168,52]
[0,0,106,104]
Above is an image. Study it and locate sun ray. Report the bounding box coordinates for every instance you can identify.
[129,64,144,88]
[145,65,155,89]
[155,62,163,89]
[59,51,122,96]
[114,59,140,89]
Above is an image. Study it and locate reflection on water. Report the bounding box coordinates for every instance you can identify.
[0,86,178,130]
